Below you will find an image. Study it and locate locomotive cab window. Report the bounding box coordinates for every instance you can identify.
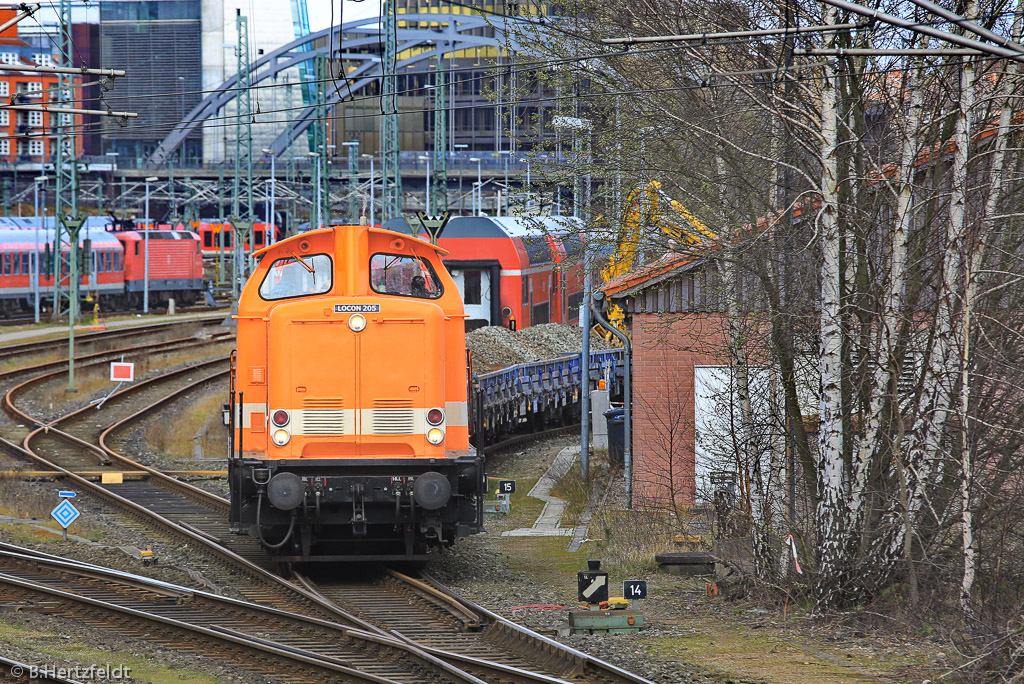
[259,254,333,300]
[370,253,443,299]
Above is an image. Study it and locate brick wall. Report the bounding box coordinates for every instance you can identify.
[632,312,730,509]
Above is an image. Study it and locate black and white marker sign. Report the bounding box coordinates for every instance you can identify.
[497,480,516,495]
[623,580,648,600]
[577,571,609,603]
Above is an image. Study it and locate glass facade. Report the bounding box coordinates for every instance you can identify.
[100,1,200,22]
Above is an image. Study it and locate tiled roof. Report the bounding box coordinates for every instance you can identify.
[602,252,698,297]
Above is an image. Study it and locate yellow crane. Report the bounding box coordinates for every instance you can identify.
[599,181,716,339]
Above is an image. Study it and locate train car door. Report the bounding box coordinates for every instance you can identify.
[450,268,491,328]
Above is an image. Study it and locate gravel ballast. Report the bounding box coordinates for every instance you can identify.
[467,323,617,374]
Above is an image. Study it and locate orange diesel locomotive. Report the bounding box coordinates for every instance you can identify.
[228,223,485,561]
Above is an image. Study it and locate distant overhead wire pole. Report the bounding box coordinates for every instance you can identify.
[430,63,448,213]
[382,0,402,219]
[314,53,330,228]
[231,10,255,302]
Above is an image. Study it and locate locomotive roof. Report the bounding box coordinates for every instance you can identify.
[384,215,582,240]
[0,227,123,247]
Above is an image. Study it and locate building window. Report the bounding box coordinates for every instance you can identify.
[32,54,54,67]
[28,139,43,156]
[27,111,42,127]
[0,140,8,155]
[0,82,8,97]
[0,111,7,126]
[0,53,18,65]
[25,82,42,93]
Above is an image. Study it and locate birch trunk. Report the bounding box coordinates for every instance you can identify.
[959,3,1021,618]
[815,3,845,609]
[848,56,923,534]
[892,7,977,568]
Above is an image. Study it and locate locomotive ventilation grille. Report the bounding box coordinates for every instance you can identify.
[371,399,415,435]
[303,398,345,435]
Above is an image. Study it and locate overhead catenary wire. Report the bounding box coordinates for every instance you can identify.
[40,53,1014,143]
[48,5,1021,110]
[10,6,1019,145]
[819,0,1024,63]
[906,0,1024,54]
[49,28,845,108]
[600,22,864,46]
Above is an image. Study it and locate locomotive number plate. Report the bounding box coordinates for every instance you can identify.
[335,304,381,313]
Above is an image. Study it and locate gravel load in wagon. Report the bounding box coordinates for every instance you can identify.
[466,323,617,375]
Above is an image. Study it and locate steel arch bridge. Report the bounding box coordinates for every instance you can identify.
[150,13,523,165]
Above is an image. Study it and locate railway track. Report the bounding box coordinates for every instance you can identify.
[0,542,481,684]
[0,305,232,327]
[0,317,226,363]
[297,568,654,684]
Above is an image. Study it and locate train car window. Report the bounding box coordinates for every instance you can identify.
[203,232,213,248]
[370,253,443,299]
[463,270,481,305]
[20,253,28,275]
[2,253,9,276]
[258,253,333,300]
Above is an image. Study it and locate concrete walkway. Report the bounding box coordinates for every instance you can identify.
[502,446,579,537]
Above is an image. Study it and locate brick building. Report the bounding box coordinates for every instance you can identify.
[604,253,741,510]
[0,8,80,164]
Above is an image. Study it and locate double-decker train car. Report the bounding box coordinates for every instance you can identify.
[385,215,585,331]
[0,226,125,314]
[228,222,484,561]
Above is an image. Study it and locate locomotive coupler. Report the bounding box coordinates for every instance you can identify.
[351,483,367,536]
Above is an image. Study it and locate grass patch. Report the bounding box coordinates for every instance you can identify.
[550,462,606,528]
[486,476,543,526]
[145,390,227,459]
[645,627,918,684]
[503,536,592,584]
[0,619,229,684]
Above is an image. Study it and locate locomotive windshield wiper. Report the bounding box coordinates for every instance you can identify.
[292,254,314,273]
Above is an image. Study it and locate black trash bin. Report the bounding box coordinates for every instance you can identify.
[604,407,625,467]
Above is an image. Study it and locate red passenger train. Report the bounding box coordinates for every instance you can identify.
[193,222,280,257]
[0,220,205,314]
[385,216,585,331]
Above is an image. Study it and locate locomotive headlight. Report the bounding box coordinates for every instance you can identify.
[348,314,367,332]
[272,409,289,427]
[272,429,291,446]
[426,428,445,445]
[426,408,444,426]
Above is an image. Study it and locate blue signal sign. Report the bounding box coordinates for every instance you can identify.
[51,499,80,529]
[58,490,77,498]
